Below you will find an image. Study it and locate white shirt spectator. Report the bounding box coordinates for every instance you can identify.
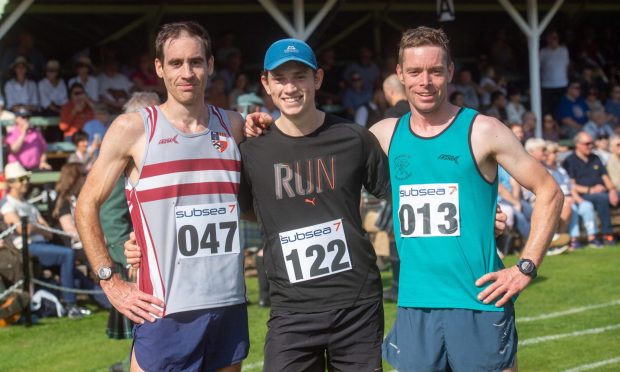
[4,79,39,110]
[540,45,570,88]
[0,194,46,249]
[98,72,132,102]
[479,76,497,107]
[506,102,526,124]
[68,75,99,102]
[38,78,68,109]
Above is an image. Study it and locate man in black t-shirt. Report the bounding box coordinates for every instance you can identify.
[239,38,389,371]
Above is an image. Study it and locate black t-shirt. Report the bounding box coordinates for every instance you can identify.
[239,113,390,312]
[384,99,410,119]
[562,152,607,187]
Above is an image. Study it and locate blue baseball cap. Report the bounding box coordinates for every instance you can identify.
[263,38,317,71]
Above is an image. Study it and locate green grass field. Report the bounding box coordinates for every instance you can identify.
[1,247,619,372]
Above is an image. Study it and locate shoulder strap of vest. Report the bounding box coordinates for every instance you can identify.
[209,105,232,137]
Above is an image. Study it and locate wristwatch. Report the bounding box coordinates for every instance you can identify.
[97,266,113,281]
[516,259,537,279]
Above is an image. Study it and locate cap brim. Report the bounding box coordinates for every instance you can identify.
[265,57,317,71]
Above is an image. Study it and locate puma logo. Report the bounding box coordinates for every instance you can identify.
[304,197,317,206]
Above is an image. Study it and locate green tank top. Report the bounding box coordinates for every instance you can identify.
[389,107,503,311]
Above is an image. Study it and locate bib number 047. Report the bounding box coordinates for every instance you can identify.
[175,202,241,258]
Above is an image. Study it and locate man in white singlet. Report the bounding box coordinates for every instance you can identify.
[75,22,248,372]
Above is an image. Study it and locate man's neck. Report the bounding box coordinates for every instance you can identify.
[275,108,325,137]
[160,99,209,133]
[410,102,460,135]
[8,190,24,201]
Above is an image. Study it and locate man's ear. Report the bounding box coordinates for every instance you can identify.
[155,58,164,78]
[314,68,324,90]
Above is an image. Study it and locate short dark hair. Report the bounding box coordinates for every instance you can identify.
[398,26,451,65]
[155,21,212,62]
[72,130,88,145]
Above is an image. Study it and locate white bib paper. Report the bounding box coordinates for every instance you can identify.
[279,219,352,284]
[398,183,460,237]
[175,202,241,258]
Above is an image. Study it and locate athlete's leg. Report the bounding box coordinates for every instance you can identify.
[130,349,144,372]
[326,300,383,371]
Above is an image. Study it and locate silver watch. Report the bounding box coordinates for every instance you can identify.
[98,266,113,281]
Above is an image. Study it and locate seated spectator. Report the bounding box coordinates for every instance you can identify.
[497,166,532,241]
[524,138,569,254]
[542,113,561,142]
[485,91,508,123]
[98,59,133,113]
[205,75,229,109]
[607,135,620,190]
[355,88,385,128]
[545,141,599,249]
[5,108,51,170]
[584,106,614,140]
[4,56,39,113]
[0,162,87,318]
[521,111,536,142]
[67,131,98,171]
[342,46,380,96]
[593,133,611,165]
[52,162,85,248]
[604,84,620,126]
[562,131,618,245]
[557,81,590,139]
[228,72,250,110]
[506,86,526,124]
[449,91,465,107]
[452,68,481,109]
[130,53,163,97]
[38,59,68,116]
[342,72,371,120]
[316,48,343,106]
[383,73,409,118]
[478,66,500,108]
[585,86,605,112]
[83,103,110,148]
[68,56,98,103]
[59,83,95,141]
[236,92,263,119]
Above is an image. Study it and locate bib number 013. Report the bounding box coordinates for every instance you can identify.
[279,219,352,283]
[398,183,460,237]
[175,202,241,258]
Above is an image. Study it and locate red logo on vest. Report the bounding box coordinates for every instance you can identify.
[211,132,228,152]
[158,134,179,144]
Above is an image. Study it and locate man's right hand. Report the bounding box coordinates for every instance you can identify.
[244,112,273,137]
[100,275,164,324]
[125,231,141,269]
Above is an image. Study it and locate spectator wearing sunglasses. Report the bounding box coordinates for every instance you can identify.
[59,82,95,141]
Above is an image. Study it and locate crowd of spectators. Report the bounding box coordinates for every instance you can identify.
[1,22,620,322]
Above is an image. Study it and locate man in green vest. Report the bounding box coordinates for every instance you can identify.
[369,26,563,371]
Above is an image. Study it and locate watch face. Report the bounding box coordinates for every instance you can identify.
[520,260,534,273]
[98,266,112,280]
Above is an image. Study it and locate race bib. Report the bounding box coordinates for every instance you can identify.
[398,183,460,237]
[279,219,352,284]
[175,202,240,258]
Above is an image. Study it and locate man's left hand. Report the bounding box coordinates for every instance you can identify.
[494,205,507,237]
[475,266,531,307]
[609,189,619,207]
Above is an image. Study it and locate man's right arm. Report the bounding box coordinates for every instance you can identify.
[76,112,164,323]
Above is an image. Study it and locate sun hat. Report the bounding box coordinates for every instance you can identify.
[4,162,32,180]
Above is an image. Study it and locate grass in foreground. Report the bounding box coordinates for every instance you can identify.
[1,247,619,371]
